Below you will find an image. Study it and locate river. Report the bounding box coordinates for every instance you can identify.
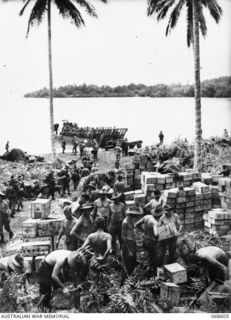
[1,96,231,155]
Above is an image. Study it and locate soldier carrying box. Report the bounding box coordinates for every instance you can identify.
[159,205,183,265]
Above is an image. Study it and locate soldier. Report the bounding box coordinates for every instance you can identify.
[44,171,56,200]
[56,206,78,250]
[122,208,138,276]
[72,137,78,156]
[159,205,183,265]
[70,205,95,247]
[159,131,164,145]
[135,205,162,277]
[5,141,9,153]
[79,141,85,158]
[80,217,112,288]
[17,175,25,211]
[38,250,82,309]
[71,165,80,191]
[114,143,122,164]
[58,167,71,197]
[54,123,59,135]
[37,184,50,199]
[5,176,19,218]
[93,189,111,228]
[0,192,13,243]
[108,192,126,254]
[61,139,66,154]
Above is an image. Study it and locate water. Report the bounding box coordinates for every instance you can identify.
[1,96,231,155]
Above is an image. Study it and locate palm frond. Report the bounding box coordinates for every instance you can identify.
[166,0,185,36]
[186,0,193,47]
[73,0,97,18]
[19,0,32,16]
[156,0,176,21]
[198,4,207,38]
[202,0,222,23]
[55,0,85,27]
[25,0,47,36]
[147,0,163,16]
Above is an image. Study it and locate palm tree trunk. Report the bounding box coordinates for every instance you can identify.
[192,0,202,172]
[47,0,56,162]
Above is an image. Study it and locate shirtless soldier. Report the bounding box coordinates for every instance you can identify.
[108,192,126,254]
[39,250,81,308]
[81,217,112,287]
[135,207,161,277]
[70,205,95,247]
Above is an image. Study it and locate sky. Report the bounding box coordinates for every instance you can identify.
[0,0,230,97]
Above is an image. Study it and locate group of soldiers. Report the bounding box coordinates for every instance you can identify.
[1,139,230,311]
[38,176,230,310]
[61,137,99,162]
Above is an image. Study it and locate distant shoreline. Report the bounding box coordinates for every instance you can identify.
[24,76,231,99]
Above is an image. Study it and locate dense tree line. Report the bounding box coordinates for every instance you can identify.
[25,76,231,98]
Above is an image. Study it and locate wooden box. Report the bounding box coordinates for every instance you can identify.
[37,218,63,237]
[22,240,51,257]
[158,223,177,241]
[160,282,180,306]
[22,218,40,238]
[164,263,187,284]
[31,199,51,219]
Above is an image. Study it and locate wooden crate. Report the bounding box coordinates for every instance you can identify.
[159,223,177,241]
[37,218,63,237]
[160,282,181,306]
[22,218,40,238]
[164,263,187,284]
[31,199,51,219]
[22,241,51,257]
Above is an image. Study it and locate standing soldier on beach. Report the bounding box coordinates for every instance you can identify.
[79,141,85,158]
[17,175,25,211]
[5,141,9,153]
[61,139,66,154]
[72,137,78,156]
[54,123,59,135]
[0,192,13,243]
[44,171,56,200]
[159,131,164,145]
[5,176,19,218]
[58,167,71,197]
[91,142,99,164]
[114,143,122,166]
[71,165,80,191]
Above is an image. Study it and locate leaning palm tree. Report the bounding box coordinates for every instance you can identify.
[19,0,106,162]
[147,0,222,171]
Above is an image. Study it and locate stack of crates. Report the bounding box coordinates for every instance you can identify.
[218,178,231,210]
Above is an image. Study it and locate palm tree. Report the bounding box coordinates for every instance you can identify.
[147,0,222,171]
[19,0,106,162]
